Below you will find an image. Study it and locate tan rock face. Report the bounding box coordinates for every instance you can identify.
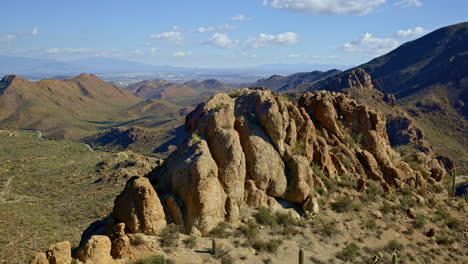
[46,241,71,264]
[146,88,441,235]
[30,252,49,264]
[77,235,114,264]
[153,140,227,234]
[112,176,166,235]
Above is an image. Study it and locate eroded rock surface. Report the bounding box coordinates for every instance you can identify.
[112,176,166,235]
[147,88,446,234]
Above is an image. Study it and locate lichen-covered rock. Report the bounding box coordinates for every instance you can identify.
[46,241,71,264]
[112,176,166,235]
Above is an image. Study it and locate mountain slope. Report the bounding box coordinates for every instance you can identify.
[127,78,233,104]
[251,69,341,91]
[0,74,181,140]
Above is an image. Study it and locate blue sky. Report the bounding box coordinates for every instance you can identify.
[0,0,466,68]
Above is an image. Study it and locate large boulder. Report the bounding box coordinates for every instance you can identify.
[46,241,71,264]
[112,176,166,235]
[154,139,227,235]
[77,235,114,264]
[30,253,48,264]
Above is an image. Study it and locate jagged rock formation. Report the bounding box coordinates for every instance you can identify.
[146,88,446,234]
[313,68,434,153]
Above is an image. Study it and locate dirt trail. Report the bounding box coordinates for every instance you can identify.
[0,176,15,202]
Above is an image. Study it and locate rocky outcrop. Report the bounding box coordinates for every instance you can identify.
[112,176,166,235]
[77,235,114,264]
[386,114,432,153]
[46,241,71,264]
[110,223,131,259]
[147,88,445,234]
[30,253,48,264]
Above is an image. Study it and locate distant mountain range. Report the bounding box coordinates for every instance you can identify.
[0,55,352,76]
[251,69,341,91]
[127,79,233,103]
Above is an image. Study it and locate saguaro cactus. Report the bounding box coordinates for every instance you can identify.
[392,252,398,264]
[451,168,457,196]
[299,248,304,264]
[212,239,216,255]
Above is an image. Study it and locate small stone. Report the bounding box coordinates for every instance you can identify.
[371,210,383,219]
[406,208,416,219]
[426,227,436,237]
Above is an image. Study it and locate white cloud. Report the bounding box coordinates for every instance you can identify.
[130,49,144,55]
[229,14,251,21]
[150,27,183,42]
[195,26,216,33]
[46,48,93,54]
[194,24,237,33]
[262,0,386,15]
[287,54,302,58]
[0,27,39,44]
[205,33,240,48]
[0,34,17,43]
[393,27,426,38]
[395,0,422,8]
[173,51,192,57]
[246,32,299,48]
[31,27,39,36]
[341,32,399,54]
[150,48,159,56]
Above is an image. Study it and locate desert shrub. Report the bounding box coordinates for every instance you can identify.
[280,226,301,237]
[275,211,297,226]
[444,216,462,231]
[436,235,454,246]
[131,233,146,246]
[254,206,277,226]
[294,141,306,155]
[137,255,165,264]
[159,224,181,247]
[413,213,427,229]
[183,236,197,248]
[386,240,405,252]
[221,254,235,264]
[191,132,201,142]
[367,181,384,199]
[380,202,392,214]
[364,219,377,230]
[238,220,258,242]
[311,162,324,178]
[210,221,231,238]
[338,174,358,189]
[229,89,242,98]
[336,243,360,262]
[320,221,341,237]
[213,240,231,258]
[212,103,226,112]
[252,239,282,253]
[332,195,361,212]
